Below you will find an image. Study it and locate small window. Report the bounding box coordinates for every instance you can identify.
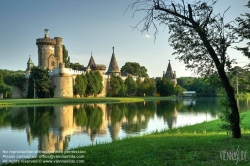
[51,61,55,66]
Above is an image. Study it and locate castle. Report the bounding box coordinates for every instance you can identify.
[12,29,177,98]
[21,29,144,98]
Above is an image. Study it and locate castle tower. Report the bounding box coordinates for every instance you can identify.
[165,60,177,86]
[26,55,34,73]
[36,29,63,70]
[87,52,96,68]
[53,63,74,98]
[106,47,120,76]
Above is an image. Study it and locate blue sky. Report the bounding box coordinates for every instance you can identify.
[0,0,249,77]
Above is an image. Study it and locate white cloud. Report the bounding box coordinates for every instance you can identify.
[145,34,151,38]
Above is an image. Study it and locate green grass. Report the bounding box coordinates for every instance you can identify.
[0,96,174,106]
[2,111,250,166]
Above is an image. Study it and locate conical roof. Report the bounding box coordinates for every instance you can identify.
[27,55,33,64]
[166,60,173,77]
[106,47,120,74]
[87,52,96,67]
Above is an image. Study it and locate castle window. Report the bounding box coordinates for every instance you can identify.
[51,61,55,66]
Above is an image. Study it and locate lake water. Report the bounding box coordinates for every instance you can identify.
[0,97,250,164]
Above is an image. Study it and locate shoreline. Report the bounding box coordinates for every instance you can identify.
[0,96,174,106]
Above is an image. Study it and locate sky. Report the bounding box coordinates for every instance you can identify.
[0,0,249,78]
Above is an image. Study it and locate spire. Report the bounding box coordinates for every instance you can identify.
[166,60,173,77]
[87,51,96,67]
[106,46,120,74]
[26,55,34,72]
[27,55,33,64]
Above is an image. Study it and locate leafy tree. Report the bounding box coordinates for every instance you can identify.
[27,66,50,98]
[85,72,96,96]
[138,77,156,96]
[234,1,250,62]
[124,76,137,95]
[129,0,241,138]
[73,74,87,97]
[121,62,149,77]
[6,73,26,91]
[109,74,126,96]
[156,77,174,96]
[94,71,104,95]
[70,62,84,70]
[63,45,70,67]
[174,85,185,96]
[85,71,103,96]
[177,77,219,97]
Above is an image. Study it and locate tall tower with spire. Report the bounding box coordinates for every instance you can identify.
[164,60,177,86]
[26,55,34,73]
[106,47,120,76]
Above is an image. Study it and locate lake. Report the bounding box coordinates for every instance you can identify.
[0,97,250,163]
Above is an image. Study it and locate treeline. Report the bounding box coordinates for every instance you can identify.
[108,74,155,97]
[177,77,219,97]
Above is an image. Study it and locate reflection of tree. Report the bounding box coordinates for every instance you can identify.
[156,101,176,129]
[0,107,11,127]
[73,105,88,126]
[179,98,218,118]
[85,105,103,131]
[27,106,54,137]
[11,107,27,129]
[121,102,156,134]
[107,104,125,126]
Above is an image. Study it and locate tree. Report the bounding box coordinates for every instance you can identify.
[27,66,50,98]
[109,74,127,97]
[156,77,174,96]
[125,76,138,96]
[129,0,241,138]
[63,45,70,67]
[73,74,87,97]
[121,62,149,77]
[174,85,185,96]
[136,77,156,96]
[234,1,250,62]
[85,71,103,96]
[70,62,84,70]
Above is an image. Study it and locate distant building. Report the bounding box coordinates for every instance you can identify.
[163,60,177,86]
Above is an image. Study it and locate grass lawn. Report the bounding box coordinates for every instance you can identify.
[2,110,250,166]
[0,96,174,106]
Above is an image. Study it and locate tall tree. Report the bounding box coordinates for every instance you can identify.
[121,62,149,77]
[156,77,174,96]
[63,45,70,67]
[85,71,103,96]
[109,74,127,97]
[27,66,50,98]
[73,74,87,97]
[125,76,138,95]
[129,0,241,138]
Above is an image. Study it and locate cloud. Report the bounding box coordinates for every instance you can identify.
[145,34,151,38]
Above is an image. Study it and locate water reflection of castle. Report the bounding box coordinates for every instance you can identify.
[8,101,193,152]
[18,104,153,152]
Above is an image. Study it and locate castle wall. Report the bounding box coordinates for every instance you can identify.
[53,74,74,98]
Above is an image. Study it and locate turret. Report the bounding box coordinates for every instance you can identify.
[106,47,120,76]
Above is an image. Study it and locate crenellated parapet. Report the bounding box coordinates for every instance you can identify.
[49,63,86,77]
